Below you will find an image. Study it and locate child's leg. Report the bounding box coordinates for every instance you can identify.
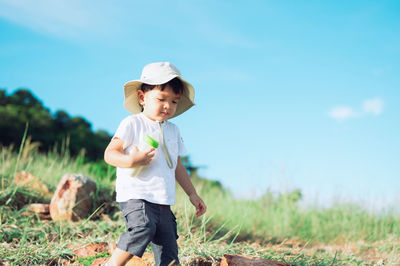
[108,199,156,265]
[150,208,179,266]
[151,242,179,266]
[106,248,133,266]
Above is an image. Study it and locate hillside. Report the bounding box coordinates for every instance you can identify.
[1,143,399,265]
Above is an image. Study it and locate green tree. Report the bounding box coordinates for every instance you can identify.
[0,89,53,147]
[0,89,111,161]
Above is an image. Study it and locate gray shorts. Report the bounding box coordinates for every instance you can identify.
[117,199,179,266]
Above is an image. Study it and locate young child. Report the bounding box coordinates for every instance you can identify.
[104,62,207,266]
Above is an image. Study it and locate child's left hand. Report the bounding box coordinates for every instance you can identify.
[189,194,207,217]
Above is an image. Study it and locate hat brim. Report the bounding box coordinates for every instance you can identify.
[123,76,195,118]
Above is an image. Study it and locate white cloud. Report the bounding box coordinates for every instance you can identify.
[329,97,384,121]
[363,98,383,116]
[329,106,357,121]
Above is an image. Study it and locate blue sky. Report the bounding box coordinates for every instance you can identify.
[1,0,399,210]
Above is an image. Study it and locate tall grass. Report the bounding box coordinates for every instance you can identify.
[1,140,400,264]
[178,175,400,245]
[0,137,115,209]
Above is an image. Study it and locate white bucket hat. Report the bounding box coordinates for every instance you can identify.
[123,62,195,118]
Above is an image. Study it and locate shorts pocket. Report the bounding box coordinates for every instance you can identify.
[121,200,147,231]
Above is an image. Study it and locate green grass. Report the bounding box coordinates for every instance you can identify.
[1,140,399,265]
[180,177,400,244]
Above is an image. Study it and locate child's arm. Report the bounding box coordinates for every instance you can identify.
[104,137,155,168]
[175,157,207,217]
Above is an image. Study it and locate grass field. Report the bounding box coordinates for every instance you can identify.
[1,139,399,265]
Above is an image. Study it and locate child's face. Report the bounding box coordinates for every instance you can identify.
[138,85,181,121]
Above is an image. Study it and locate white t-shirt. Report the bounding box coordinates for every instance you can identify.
[113,113,187,205]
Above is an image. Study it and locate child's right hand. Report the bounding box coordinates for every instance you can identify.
[104,137,155,168]
[130,146,156,167]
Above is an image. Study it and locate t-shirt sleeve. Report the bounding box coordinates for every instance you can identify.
[114,117,134,150]
[177,127,187,156]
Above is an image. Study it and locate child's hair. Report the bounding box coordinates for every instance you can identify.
[140,77,184,95]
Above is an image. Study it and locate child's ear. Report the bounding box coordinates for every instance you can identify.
[137,90,145,106]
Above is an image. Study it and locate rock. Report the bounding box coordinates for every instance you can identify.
[38,213,52,220]
[27,203,50,214]
[14,171,51,197]
[49,174,96,221]
[68,242,108,258]
[25,203,51,220]
[91,257,109,266]
[126,253,155,266]
[220,254,289,266]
